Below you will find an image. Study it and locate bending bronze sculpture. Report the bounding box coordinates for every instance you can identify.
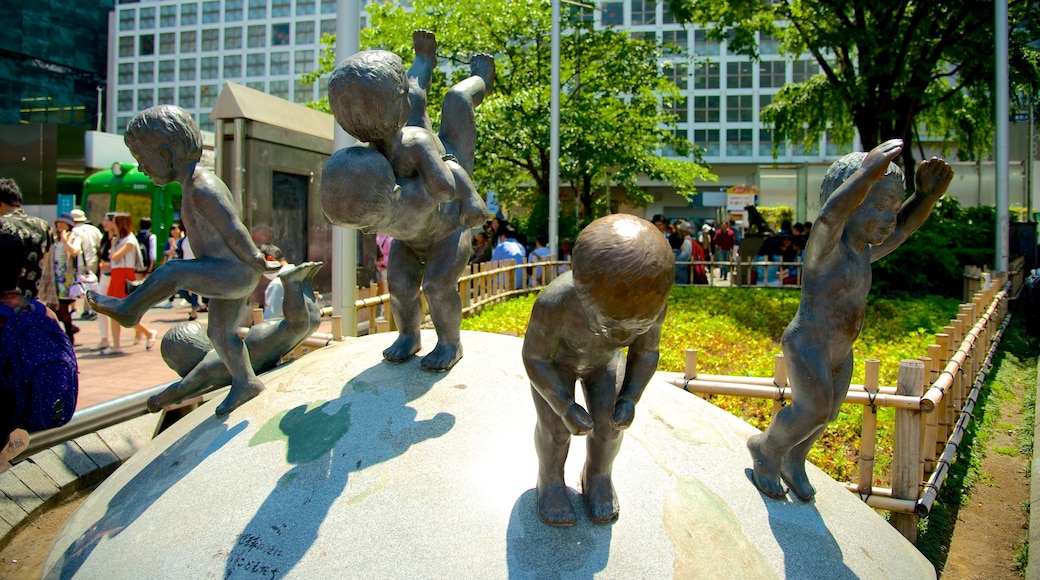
[747,139,954,500]
[88,105,281,417]
[522,214,674,526]
[148,261,324,412]
[321,31,492,372]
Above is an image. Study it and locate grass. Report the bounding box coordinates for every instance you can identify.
[462,285,962,484]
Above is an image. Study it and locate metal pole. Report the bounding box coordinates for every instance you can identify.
[1029,89,1035,220]
[549,0,561,259]
[332,0,360,337]
[996,0,1010,272]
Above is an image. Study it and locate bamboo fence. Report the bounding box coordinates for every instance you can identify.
[662,271,1019,542]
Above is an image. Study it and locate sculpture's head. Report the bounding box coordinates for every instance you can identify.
[820,151,906,245]
[571,214,674,341]
[320,146,399,233]
[328,50,410,143]
[124,105,203,185]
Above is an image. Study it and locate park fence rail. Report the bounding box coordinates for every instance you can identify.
[659,270,1019,543]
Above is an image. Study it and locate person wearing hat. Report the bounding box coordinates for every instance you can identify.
[52,212,84,341]
[70,209,103,320]
[0,178,51,300]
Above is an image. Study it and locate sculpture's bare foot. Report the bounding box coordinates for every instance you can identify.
[215,377,265,417]
[146,394,163,413]
[580,470,619,524]
[536,480,576,527]
[279,260,320,288]
[383,334,421,364]
[470,53,495,93]
[747,434,787,499]
[412,29,437,61]
[780,454,816,501]
[86,291,140,328]
[460,194,489,228]
[420,341,462,372]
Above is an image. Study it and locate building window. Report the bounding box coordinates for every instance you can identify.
[139,34,155,56]
[225,27,243,49]
[825,131,845,157]
[200,84,219,108]
[661,29,687,53]
[792,59,816,83]
[759,129,774,157]
[270,80,289,99]
[203,1,220,23]
[181,3,198,25]
[199,118,215,132]
[225,0,243,21]
[694,129,720,156]
[118,63,134,84]
[139,7,155,28]
[248,0,266,20]
[224,54,243,77]
[119,9,135,31]
[138,61,155,83]
[246,81,265,91]
[693,30,720,56]
[272,0,290,17]
[296,0,315,15]
[180,30,197,53]
[200,57,219,79]
[158,87,175,104]
[662,127,687,156]
[248,25,266,47]
[631,0,655,25]
[272,23,290,45]
[270,51,290,75]
[726,61,753,89]
[137,89,154,111]
[693,61,719,89]
[296,21,315,44]
[160,5,177,27]
[295,49,314,74]
[320,19,335,38]
[294,80,313,103]
[202,29,220,51]
[759,93,773,111]
[759,33,780,55]
[663,62,687,90]
[320,0,335,13]
[726,94,753,122]
[180,58,197,81]
[117,90,133,112]
[726,128,753,156]
[664,95,687,123]
[693,95,719,123]
[179,86,196,109]
[159,60,175,82]
[247,53,266,76]
[759,61,785,89]
[160,33,176,54]
[119,36,134,58]
[601,2,623,25]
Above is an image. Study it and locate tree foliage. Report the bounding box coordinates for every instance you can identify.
[674,0,1040,179]
[301,0,714,231]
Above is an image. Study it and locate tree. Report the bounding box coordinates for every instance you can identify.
[301,0,714,231]
[675,0,1040,181]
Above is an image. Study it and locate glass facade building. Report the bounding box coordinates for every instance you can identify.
[0,0,114,129]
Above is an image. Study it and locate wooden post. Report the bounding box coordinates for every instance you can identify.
[252,307,263,326]
[892,360,925,542]
[771,354,787,416]
[332,315,343,341]
[684,349,698,381]
[858,359,881,495]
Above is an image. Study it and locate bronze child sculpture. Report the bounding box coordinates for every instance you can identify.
[88,105,280,417]
[522,214,674,526]
[747,139,954,500]
[321,31,493,371]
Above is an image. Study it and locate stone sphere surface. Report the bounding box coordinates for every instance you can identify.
[44,330,934,579]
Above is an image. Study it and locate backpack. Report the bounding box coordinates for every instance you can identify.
[0,300,78,432]
[135,230,153,272]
